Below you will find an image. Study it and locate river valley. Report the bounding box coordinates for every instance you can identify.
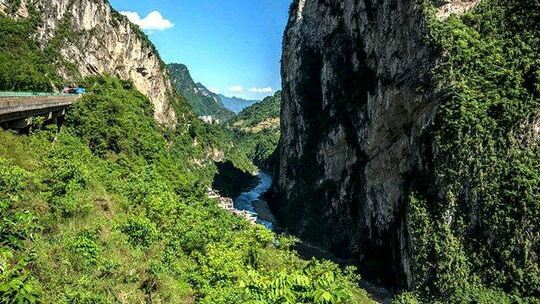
[232,172,394,304]
[233,172,275,229]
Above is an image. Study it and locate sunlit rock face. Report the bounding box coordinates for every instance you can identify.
[436,0,480,20]
[0,0,177,125]
[271,0,477,288]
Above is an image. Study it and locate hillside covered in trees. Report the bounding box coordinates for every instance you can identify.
[0,1,373,303]
[168,63,235,122]
[228,91,281,170]
[0,77,372,303]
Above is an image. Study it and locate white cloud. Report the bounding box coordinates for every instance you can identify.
[120,11,174,31]
[249,87,273,93]
[228,85,244,93]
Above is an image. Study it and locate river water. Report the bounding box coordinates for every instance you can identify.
[233,171,393,303]
[233,172,275,229]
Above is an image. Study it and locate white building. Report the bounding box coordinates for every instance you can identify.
[199,115,220,124]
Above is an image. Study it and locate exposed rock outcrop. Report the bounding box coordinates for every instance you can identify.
[271,0,481,288]
[0,0,177,125]
[207,188,258,224]
[436,0,480,20]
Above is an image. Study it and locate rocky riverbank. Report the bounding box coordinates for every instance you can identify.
[207,188,257,224]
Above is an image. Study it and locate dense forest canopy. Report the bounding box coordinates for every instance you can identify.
[228,91,281,170]
[397,0,540,302]
[0,76,372,303]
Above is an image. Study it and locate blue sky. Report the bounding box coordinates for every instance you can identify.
[109,0,291,100]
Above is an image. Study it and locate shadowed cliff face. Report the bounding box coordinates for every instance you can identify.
[271,0,440,288]
[212,161,258,199]
[0,0,177,125]
[272,0,540,297]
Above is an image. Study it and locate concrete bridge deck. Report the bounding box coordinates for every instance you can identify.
[0,93,81,129]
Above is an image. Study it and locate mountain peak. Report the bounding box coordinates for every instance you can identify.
[218,94,260,113]
[167,63,234,121]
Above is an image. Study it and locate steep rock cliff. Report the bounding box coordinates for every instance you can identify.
[273,0,437,288]
[0,0,177,125]
[272,0,538,298]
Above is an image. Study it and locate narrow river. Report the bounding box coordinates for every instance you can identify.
[233,171,393,304]
[233,172,275,229]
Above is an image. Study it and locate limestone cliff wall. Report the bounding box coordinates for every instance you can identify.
[0,0,177,125]
[272,0,479,288]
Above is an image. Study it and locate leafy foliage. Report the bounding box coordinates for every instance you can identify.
[0,13,61,91]
[0,158,40,303]
[402,1,540,302]
[168,63,235,122]
[119,216,158,248]
[0,77,371,303]
[228,91,281,170]
[241,263,369,304]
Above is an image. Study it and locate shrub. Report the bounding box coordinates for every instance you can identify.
[119,216,158,248]
[403,0,540,301]
[73,230,100,267]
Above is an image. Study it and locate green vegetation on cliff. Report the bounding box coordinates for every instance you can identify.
[398,1,539,303]
[0,77,372,303]
[168,63,235,122]
[228,91,281,170]
[0,12,61,91]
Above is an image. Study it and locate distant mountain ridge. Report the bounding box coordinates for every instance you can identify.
[168,63,234,122]
[218,94,260,113]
